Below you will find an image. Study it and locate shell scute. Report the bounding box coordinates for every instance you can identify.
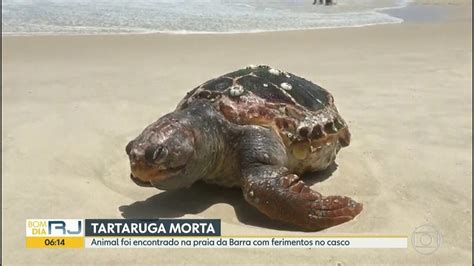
[202,77,233,92]
[176,66,349,146]
[237,75,295,105]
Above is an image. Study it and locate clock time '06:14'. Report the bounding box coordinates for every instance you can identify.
[44,238,65,246]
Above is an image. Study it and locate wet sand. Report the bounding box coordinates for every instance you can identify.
[2,1,472,265]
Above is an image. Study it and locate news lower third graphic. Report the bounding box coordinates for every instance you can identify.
[26,219,431,250]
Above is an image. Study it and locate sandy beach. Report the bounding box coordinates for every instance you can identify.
[2,1,472,264]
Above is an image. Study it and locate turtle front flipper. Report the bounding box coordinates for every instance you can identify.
[239,127,362,231]
[242,166,362,231]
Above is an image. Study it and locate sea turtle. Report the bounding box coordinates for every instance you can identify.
[126,65,363,231]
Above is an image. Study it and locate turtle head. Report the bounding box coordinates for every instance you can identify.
[126,116,198,190]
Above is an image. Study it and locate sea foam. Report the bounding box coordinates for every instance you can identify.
[2,0,411,36]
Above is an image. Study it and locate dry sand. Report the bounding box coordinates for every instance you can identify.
[2,1,472,265]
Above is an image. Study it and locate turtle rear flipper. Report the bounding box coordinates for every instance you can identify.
[239,127,362,231]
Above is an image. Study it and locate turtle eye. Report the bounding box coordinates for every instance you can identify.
[145,145,168,163]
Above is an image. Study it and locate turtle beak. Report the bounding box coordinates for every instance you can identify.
[130,174,153,187]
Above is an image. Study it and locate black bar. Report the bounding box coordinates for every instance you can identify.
[85,219,221,236]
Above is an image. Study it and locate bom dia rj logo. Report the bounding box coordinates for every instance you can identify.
[26,219,84,236]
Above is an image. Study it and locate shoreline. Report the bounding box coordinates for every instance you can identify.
[1,0,456,38]
[2,1,470,38]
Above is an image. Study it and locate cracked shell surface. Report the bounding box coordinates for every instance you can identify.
[176,65,349,145]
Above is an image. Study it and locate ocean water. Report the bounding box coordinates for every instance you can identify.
[2,0,411,35]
